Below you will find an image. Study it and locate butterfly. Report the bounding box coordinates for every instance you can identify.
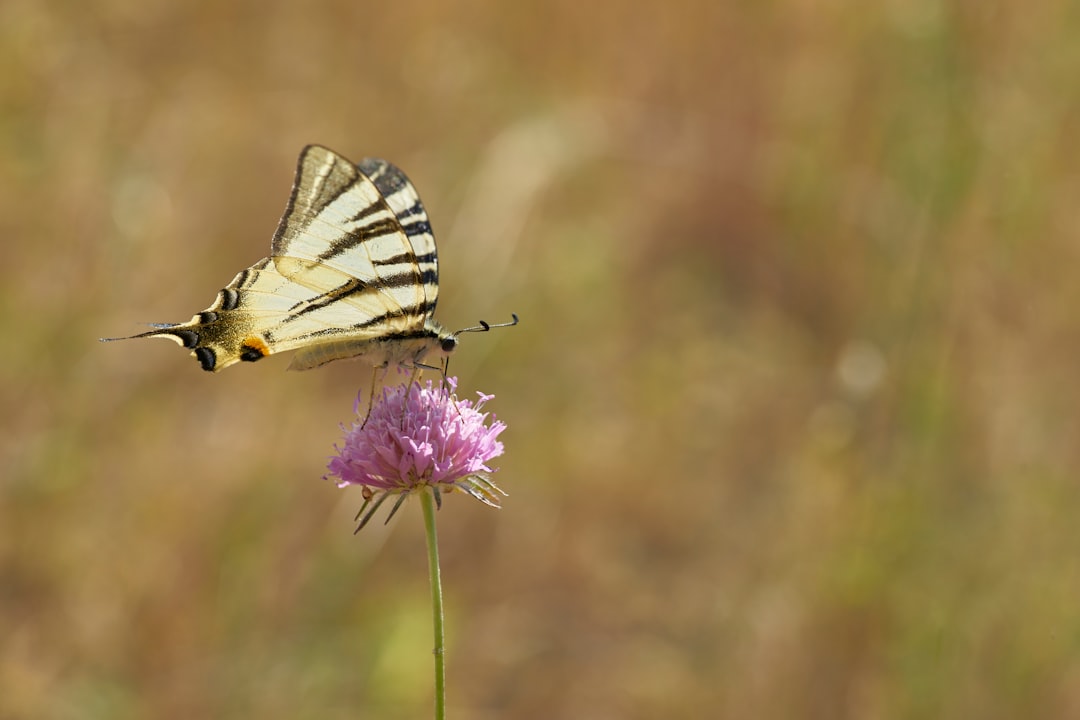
[105,145,516,373]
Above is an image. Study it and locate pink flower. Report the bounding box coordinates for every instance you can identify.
[327,378,507,530]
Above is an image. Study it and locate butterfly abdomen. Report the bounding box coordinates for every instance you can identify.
[286,327,450,372]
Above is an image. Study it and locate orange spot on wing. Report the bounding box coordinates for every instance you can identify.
[241,336,270,358]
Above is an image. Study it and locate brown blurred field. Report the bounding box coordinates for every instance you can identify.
[4,1,1080,718]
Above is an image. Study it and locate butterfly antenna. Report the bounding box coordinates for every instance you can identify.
[452,313,520,337]
[443,311,519,389]
[440,312,519,399]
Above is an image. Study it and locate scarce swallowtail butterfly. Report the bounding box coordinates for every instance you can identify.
[105,145,517,373]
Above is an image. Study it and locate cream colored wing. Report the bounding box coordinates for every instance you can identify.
[106,146,452,372]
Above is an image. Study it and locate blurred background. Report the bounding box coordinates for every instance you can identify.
[3,0,1080,718]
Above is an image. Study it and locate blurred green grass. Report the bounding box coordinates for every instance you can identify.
[4,0,1080,718]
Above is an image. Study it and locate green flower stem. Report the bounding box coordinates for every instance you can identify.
[421,488,446,720]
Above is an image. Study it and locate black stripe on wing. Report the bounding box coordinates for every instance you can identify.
[373,250,438,266]
[271,146,371,257]
[314,217,403,263]
[400,218,433,237]
[302,148,361,218]
[279,270,432,324]
[267,304,431,345]
[283,277,368,320]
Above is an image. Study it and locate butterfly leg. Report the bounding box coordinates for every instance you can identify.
[397,366,425,429]
[438,356,451,391]
[359,365,379,430]
[430,357,467,420]
[412,359,445,377]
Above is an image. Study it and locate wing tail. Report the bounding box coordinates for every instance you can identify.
[101,315,257,372]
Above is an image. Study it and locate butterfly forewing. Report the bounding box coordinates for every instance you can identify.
[270,147,432,327]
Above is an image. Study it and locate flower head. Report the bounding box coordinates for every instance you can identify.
[327,377,507,530]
